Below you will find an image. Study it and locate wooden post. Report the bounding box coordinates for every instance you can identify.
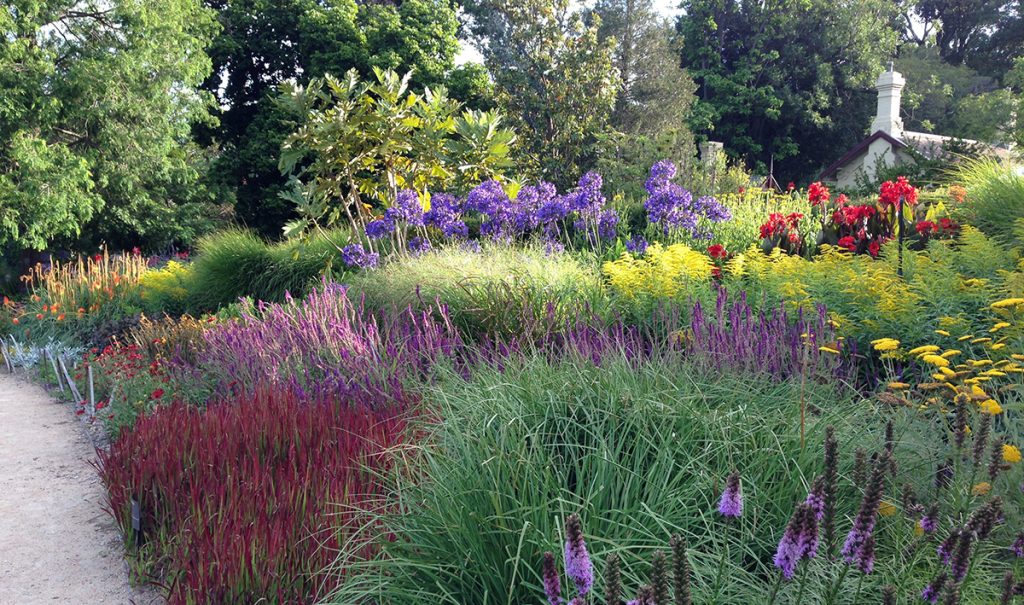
[1,345,11,373]
[47,349,65,393]
[88,364,95,417]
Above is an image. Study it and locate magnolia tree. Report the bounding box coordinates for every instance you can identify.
[278,68,517,238]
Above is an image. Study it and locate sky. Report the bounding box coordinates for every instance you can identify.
[456,0,683,64]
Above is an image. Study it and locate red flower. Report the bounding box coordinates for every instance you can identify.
[92,254,102,263]
[787,181,796,192]
[868,240,881,258]
[838,236,856,251]
[151,388,165,400]
[915,220,937,235]
[707,244,727,259]
[878,176,918,207]
[710,266,722,278]
[807,182,830,206]
[786,212,804,228]
[131,246,142,256]
[836,194,849,206]
[738,187,746,194]
[35,313,43,320]
[938,218,958,231]
[788,232,801,244]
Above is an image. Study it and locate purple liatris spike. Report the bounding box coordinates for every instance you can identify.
[919,503,939,534]
[805,476,826,521]
[841,454,886,573]
[797,503,820,560]
[718,470,743,518]
[922,571,948,604]
[937,529,959,565]
[774,506,803,580]
[1011,532,1024,557]
[542,551,562,605]
[563,514,593,595]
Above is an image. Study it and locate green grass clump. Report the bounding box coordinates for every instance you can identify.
[328,352,884,604]
[952,157,1024,247]
[347,244,607,337]
[185,227,352,313]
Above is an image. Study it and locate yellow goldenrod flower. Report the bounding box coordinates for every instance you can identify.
[1003,444,1022,464]
[971,482,992,496]
[971,337,992,344]
[979,399,1003,415]
[939,367,956,377]
[878,500,897,517]
[991,343,1006,351]
[934,329,951,337]
[819,346,840,355]
[990,322,1011,332]
[958,335,974,342]
[969,359,993,367]
[940,349,961,358]
[981,370,1006,377]
[913,523,925,537]
[908,345,940,356]
[992,297,1024,309]
[922,354,950,368]
[887,382,910,390]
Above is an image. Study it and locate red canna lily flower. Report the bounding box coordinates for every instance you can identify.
[838,236,856,251]
[868,240,881,258]
[707,244,727,259]
[151,388,165,399]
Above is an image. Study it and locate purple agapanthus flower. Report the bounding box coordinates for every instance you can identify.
[718,470,743,518]
[365,218,394,239]
[597,209,619,240]
[563,514,593,596]
[424,193,468,239]
[1011,532,1024,557]
[341,244,379,269]
[408,236,431,256]
[625,235,648,255]
[384,189,425,227]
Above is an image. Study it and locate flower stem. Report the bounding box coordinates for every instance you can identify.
[824,564,850,605]
[766,572,784,605]
[794,561,810,605]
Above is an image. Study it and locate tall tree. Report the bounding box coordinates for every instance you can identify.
[678,0,899,182]
[915,0,1009,66]
[198,0,461,237]
[1,0,221,252]
[461,0,619,186]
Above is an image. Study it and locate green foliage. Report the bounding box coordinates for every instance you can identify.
[951,157,1024,246]
[0,0,221,253]
[279,68,516,235]
[346,244,606,337]
[327,353,876,604]
[185,228,352,312]
[139,262,193,317]
[201,0,462,237]
[679,0,899,182]
[594,129,699,201]
[465,0,620,186]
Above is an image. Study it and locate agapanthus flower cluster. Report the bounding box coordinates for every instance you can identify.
[644,160,730,237]
[340,244,379,269]
[365,189,426,240]
[423,193,468,239]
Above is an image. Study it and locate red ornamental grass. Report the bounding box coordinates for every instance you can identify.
[96,383,414,604]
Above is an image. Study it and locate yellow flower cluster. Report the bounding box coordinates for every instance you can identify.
[603,243,712,299]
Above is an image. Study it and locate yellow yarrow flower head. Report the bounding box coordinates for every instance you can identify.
[971,482,992,496]
[1003,444,1022,464]
[887,382,910,390]
[934,329,951,337]
[872,338,900,352]
[940,349,961,358]
[990,322,1011,332]
[958,334,974,342]
[979,399,1003,415]
[908,345,940,356]
[991,343,1006,351]
[992,297,1024,309]
[819,345,840,355]
[878,500,897,517]
[922,354,950,368]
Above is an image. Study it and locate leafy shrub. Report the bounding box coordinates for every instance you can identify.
[347,244,607,338]
[139,260,192,316]
[327,353,874,604]
[97,383,413,604]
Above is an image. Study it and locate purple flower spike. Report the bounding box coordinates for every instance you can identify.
[774,507,803,580]
[718,470,743,518]
[1012,532,1024,557]
[921,571,948,604]
[919,503,939,534]
[542,551,562,605]
[563,514,593,596]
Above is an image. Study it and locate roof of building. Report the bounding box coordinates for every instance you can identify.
[818,130,906,180]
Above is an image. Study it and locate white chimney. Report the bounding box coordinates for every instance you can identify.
[871,64,905,138]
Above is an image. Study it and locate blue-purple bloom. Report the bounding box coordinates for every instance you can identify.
[805,477,826,521]
[597,209,619,240]
[841,455,886,574]
[341,244,379,269]
[384,189,425,227]
[365,218,394,239]
[408,236,431,256]
[1012,531,1024,557]
[643,160,732,237]
[919,503,939,534]
[625,235,648,255]
[921,571,947,604]
[718,470,743,518]
[563,514,593,596]
[774,502,819,580]
[424,193,468,239]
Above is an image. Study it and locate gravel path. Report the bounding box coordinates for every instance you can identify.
[0,370,161,604]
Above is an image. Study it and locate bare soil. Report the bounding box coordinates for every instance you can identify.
[0,371,162,604]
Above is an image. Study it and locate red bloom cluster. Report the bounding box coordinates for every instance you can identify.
[915,218,959,235]
[760,212,804,239]
[807,182,830,207]
[878,176,918,207]
[833,204,877,227]
[707,244,728,259]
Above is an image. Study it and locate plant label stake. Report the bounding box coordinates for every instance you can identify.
[131,497,143,548]
[58,354,83,405]
[1,345,11,374]
[897,195,904,278]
